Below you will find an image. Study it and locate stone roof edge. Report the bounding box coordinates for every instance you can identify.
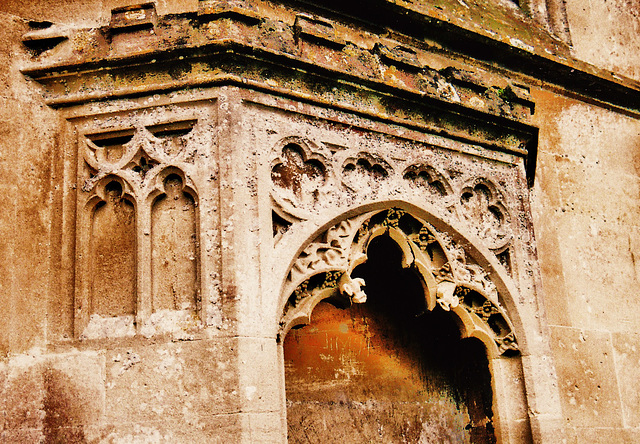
[19,1,640,117]
[295,0,640,113]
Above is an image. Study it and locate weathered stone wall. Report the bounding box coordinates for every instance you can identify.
[565,0,640,81]
[531,89,640,442]
[529,5,640,439]
[0,13,59,356]
[0,0,638,443]
[0,0,200,27]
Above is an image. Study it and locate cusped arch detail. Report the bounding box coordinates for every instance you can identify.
[277,206,520,358]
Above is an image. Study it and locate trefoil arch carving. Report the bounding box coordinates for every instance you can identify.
[270,137,330,216]
[459,178,511,250]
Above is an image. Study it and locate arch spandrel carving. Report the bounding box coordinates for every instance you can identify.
[459,178,512,250]
[270,136,331,220]
[267,134,521,279]
[277,206,519,358]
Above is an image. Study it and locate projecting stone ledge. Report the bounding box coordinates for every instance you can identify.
[19,1,535,124]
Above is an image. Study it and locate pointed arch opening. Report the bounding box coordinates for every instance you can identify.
[277,204,535,443]
[284,233,497,443]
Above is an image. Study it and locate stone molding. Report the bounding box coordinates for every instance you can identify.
[19,0,640,116]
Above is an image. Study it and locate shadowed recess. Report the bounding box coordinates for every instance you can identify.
[284,235,495,443]
[90,180,136,317]
[151,174,198,312]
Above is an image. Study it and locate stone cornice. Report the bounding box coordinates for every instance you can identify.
[287,0,640,112]
[18,4,640,188]
[19,0,640,115]
[20,2,543,181]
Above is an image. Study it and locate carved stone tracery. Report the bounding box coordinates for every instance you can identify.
[342,152,392,193]
[278,208,518,357]
[460,179,511,249]
[271,140,328,211]
[403,164,452,198]
[74,111,208,339]
[269,136,517,276]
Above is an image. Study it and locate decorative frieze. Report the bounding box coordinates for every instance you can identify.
[269,135,518,275]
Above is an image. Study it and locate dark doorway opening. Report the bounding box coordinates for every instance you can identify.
[284,235,496,443]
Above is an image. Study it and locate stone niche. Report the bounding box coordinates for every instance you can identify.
[71,103,217,340]
[20,0,564,442]
[267,112,536,442]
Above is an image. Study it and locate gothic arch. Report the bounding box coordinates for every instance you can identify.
[276,201,535,442]
[277,202,523,355]
[148,169,200,315]
[76,175,138,338]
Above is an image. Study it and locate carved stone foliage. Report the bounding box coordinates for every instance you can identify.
[269,136,516,273]
[278,208,518,358]
[75,111,210,339]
